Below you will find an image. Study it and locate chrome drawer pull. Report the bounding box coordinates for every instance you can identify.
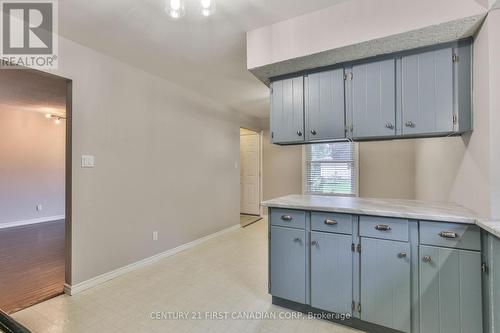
[280,215,293,222]
[324,219,338,225]
[439,231,458,239]
[423,255,432,262]
[375,224,391,231]
[311,240,318,247]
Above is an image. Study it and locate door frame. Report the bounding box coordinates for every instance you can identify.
[20,67,73,290]
[239,127,263,216]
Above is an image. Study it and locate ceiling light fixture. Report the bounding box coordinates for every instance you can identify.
[165,0,186,19]
[45,114,66,125]
[200,0,215,16]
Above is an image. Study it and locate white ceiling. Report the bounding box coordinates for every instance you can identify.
[58,0,347,119]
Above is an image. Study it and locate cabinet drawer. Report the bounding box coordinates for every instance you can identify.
[419,221,481,251]
[360,216,409,242]
[270,208,306,229]
[311,212,352,235]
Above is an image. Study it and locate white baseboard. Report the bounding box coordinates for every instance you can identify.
[64,223,241,296]
[0,215,65,229]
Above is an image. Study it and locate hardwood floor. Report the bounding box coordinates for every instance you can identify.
[0,220,65,314]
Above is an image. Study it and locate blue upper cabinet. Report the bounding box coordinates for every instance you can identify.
[270,77,305,144]
[401,48,454,135]
[401,44,472,136]
[269,41,472,145]
[305,69,346,142]
[350,59,396,139]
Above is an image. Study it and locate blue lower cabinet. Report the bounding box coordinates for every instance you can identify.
[310,231,352,314]
[361,238,411,333]
[483,233,500,333]
[419,245,483,333]
[270,226,306,303]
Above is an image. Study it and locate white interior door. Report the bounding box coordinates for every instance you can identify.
[240,132,260,215]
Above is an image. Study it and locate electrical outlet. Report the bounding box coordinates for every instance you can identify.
[153,231,158,241]
[36,204,43,211]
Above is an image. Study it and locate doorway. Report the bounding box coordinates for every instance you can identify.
[240,128,262,227]
[0,69,71,314]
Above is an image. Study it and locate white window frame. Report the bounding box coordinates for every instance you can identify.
[302,142,359,197]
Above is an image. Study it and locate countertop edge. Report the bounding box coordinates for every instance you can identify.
[261,202,477,224]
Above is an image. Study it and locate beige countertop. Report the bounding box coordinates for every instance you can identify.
[261,195,500,238]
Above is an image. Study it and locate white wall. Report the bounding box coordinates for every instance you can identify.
[247,0,486,69]
[43,37,260,285]
[0,108,65,224]
[412,9,500,218]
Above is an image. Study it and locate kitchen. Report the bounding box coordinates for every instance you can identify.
[250,2,500,332]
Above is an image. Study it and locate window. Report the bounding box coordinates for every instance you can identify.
[304,142,358,196]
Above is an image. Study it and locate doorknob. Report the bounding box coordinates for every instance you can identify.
[311,240,318,247]
[385,123,394,129]
[297,131,303,137]
[405,121,415,128]
[398,252,407,258]
[423,255,432,262]
[310,130,317,135]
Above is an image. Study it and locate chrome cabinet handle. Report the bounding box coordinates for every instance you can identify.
[375,224,392,231]
[324,219,338,225]
[310,129,317,135]
[311,240,318,247]
[385,123,394,129]
[280,215,292,222]
[297,131,303,137]
[294,237,302,243]
[405,121,415,128]
[423,255,432,262]
[439,231,458,239]
[398,252,407,258]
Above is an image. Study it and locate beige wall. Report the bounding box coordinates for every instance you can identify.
[43,36,260,285]
[487,8,500,218]
[359,140,415,199]
[0,108,65,224]
[262,127,302,201]
[261,124,417,201]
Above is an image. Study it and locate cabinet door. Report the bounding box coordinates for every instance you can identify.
[310,232,352,313]
[305,69,345,141]
[270,226,306,303]
[361,238,411,332]
[402,48,454,135]
[270,77,304,144]
[352,59,396,138]
[420,245,483,333]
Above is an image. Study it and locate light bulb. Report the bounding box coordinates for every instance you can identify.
[200,0,215,16]
[45,114,52,119]
[165,0,185,19]
[55,118,61,125]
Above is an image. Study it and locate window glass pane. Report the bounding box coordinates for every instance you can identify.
[305,142,357,195]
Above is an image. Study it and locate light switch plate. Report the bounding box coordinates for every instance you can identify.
[81,155,95,168]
